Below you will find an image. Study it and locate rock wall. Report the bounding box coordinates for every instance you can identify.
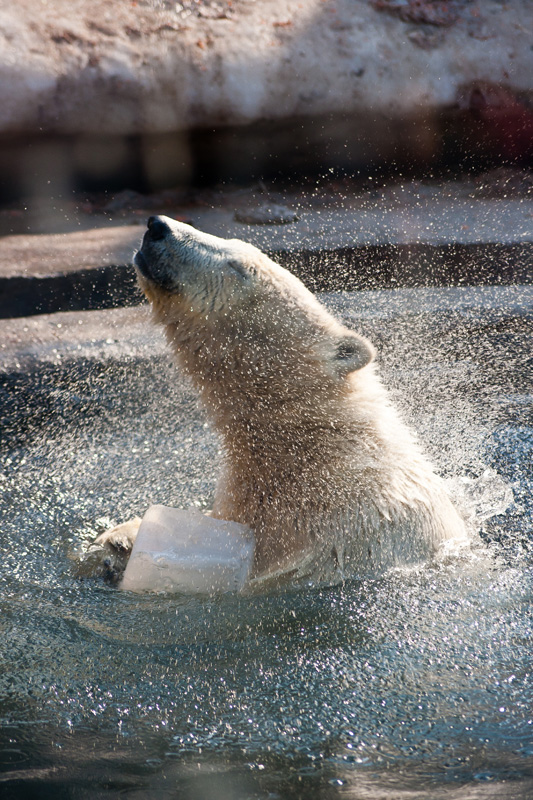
[1,0,532,135]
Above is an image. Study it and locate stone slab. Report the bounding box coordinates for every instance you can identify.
[2,191,533,277]
[1,187,532,317]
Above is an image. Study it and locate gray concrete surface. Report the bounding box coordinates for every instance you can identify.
[1,181,532,317]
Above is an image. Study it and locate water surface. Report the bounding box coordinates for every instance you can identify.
[1,287,532,798]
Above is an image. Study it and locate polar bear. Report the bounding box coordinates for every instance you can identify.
[90,215,467,586]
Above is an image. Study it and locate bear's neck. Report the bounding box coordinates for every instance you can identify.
[203,368,416,479]
[167,319,426,480]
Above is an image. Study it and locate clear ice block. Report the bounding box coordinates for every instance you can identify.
[120,505,255,594]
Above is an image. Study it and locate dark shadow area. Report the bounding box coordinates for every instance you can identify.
[1,96,532,207]
[1,243,531,319]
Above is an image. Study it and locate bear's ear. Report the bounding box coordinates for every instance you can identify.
[333,332,375,376]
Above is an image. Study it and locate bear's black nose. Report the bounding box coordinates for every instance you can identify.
[147,215,170,242]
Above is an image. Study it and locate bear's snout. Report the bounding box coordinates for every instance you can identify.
[146,215,170,242]
[134,216,176,288]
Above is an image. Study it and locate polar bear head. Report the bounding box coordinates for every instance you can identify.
[134,215,375,414]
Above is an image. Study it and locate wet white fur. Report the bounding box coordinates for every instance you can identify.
[137,217,468,585]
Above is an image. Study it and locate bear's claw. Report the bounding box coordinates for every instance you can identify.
[75,517,141,584]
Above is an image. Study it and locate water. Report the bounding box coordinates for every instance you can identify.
[1,287,532,798]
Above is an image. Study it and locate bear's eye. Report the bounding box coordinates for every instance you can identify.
[227,259,250,280]
[336,340,358,360]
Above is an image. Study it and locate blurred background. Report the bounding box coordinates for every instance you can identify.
[0,0,532,236]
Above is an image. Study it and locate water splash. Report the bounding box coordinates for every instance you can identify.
[0,286,532,797]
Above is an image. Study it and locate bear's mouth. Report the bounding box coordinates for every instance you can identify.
[134,249,180,293]
[134,250,151,279]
